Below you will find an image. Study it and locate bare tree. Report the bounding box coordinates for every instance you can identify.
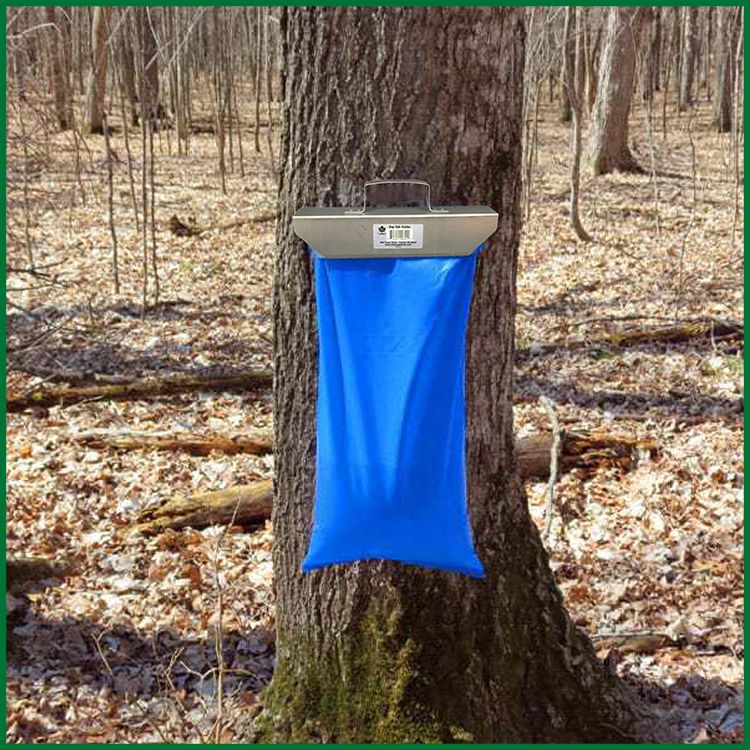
[714,6,742,133]
[564,6,591,241]
[84,6,111,134]
[583,10,603,112]
[588,6,648,175]
[703,6,715,101]
[253,6,262,153]
[560,11,573,123]
[671,6,683,113]
[679,7,700,109]
[44,6,74,130]
[103,113,119,294]
[647,7,662,99]
[118,18,139,127]
[639,7,659,103]
[137,7,160,128]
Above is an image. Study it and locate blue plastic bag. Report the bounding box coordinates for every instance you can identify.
[302,248,485,578]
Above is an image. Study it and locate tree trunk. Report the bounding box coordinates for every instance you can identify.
[59,7,74,111]
[714,6,741,133]
[84,6,111,134]
[564,6,591,242]
[704,6,714,100]
[679,7,699,109]
[588,7,648,175]
[649,7,662,95]
[253,6,262,153]
[45,7,74,130]
[251,6,652,743]
[585,17,603,112]
[671,6,683,112]
[559,12,573,123]
[118,22,139,127]
[137,7,160,128]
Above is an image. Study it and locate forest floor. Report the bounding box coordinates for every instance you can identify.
[5,95,744,743]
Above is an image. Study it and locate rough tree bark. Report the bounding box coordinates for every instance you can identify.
[559,11,574,123]
[585,14,603,112]
[45,6,74,130]
[704,6,714,100]
[250,6,654,743]
[118,20,139,127]
[564,6,591,242]
[679,7,700,109]
[84,6,112,134]
[136,7,160,128]
[648,7,662,97]
[671,6,683,109]
[588,7,648,175]
[714,6,742,133]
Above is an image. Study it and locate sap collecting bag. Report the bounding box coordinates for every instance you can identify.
[292,181,498,578]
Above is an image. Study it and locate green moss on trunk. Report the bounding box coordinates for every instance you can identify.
[251,593,464,743]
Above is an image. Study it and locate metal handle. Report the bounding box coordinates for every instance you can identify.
[346,179,447,214]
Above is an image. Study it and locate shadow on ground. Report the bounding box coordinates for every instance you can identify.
[7,599,274,742]
[6,598,742,743]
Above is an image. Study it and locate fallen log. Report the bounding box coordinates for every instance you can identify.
[131,430,652,535]
[7,370,272,413]
[133,480,273,535]
[518,320,743,357]
[169,212,277,238]
[515,430,657,481]
[72,429,273,456]
[591,631,680,655]
[74,425,647,474]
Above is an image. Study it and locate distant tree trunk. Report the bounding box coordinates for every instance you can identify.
[118,24,139,127]
[704,6,714,100]
[72,6,86,95]
[585,15,602,111]
[714,6,742,133]
[250,6,652,744]
[650,7,662,94]
[588,7,648,175]
[262,6,276,175]
[137,7,160,128]
[253,6,262,153]
[641,7,660,102]
[167,7,188,148]
[671,6,683,112]
[84,6,111,134]
[661,6,678,136]
[58,7,73,92]
[565,7,591,242]
[560,12,573,123]
[45,6,74,130]
[679,6,699,109]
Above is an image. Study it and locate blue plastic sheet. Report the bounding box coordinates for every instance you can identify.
[302,248,485,578]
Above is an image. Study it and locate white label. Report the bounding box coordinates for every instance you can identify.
[373,223,424,250]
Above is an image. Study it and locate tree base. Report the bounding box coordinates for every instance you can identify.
[242,548,661,744]
[592,147,645,176]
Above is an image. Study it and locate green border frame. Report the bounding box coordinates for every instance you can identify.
[1,2,745,748]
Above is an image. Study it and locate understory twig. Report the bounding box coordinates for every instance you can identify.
[540,396,562,544]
